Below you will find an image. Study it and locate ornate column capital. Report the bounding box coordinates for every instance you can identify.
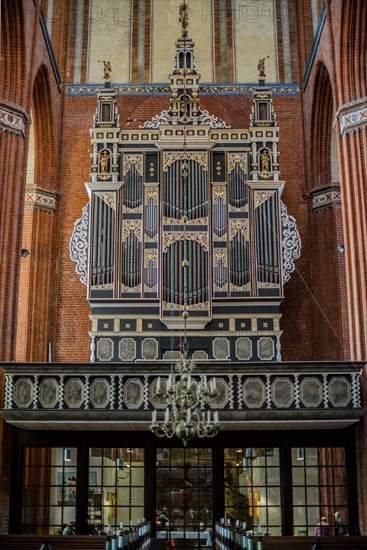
[335,97,367,136]
[0,100,31,137]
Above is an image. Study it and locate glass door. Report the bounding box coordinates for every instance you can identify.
[156,448,213,548]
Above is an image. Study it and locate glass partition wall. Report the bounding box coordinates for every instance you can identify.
[22,447,78,534]
[156,448,213,548]
[88,447,145,533]
[224,448,281,535]
[19,445,350,537]
[292,447,348,536]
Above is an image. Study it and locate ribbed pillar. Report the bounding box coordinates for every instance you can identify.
[0,126,29,361]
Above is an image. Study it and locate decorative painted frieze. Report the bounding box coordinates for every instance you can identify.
[3,367,361,420]
[25,188,58,211]
[311,187,341,211]
[66,84,301,96]
[0,100,30,137]
[337,97,367,135]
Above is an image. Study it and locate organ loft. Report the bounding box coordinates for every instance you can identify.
[71,8,301,365]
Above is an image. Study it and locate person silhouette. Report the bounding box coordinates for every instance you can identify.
[315,516,329,536]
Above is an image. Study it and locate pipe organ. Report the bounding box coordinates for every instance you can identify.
[80,30,300,363]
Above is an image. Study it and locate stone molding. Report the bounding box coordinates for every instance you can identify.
[25,187,58,212]
[336,97,367,136]
[67,83,301,96]
[311,186,341,211]
[0,100,31,137]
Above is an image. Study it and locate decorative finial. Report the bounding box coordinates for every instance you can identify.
[98,60,112,81]
[257,56,269,79]
[179,1,189,38]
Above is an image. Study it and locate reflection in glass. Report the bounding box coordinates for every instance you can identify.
[22,447,77,535]
[291,447,348,536]
[88,447,144,534]
[224,448,281,536]
[156,448,213,548]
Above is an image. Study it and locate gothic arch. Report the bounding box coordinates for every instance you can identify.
[31,64,56,186]
[16,64,59,362]
[310,61,335,189]
[309,61,349,360]
[308,61,348,360]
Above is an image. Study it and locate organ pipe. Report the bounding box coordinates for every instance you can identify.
[255,194,279,284]
[163,240,208,305]
[91,195,115,286]
[123,166,142,209]
[229,164,247,208]
[164,159,207,220]
[122,232,141,288]
[230,231,249,287]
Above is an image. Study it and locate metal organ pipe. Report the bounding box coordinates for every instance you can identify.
[124,167,142,209]
[255,194,278,285]
[91,196,115,287]
[92,198,99,286]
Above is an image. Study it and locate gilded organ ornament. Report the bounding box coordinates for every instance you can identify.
[163,232,208,253]
[260,149,271,172]
[163,216,207,225]
[192,90,198,112]
[213,186,226,204]
[99,150,110,175]
[145,187,158,206]
[163,301,209,311]
[228,153,247,175]
[163,151,208,171]
[96,192,116,210]
[144,250,158,268]
[171,90,178,111]
[214,248,228,267]
[122,220,142,242]
[123,154,143,177]
[230,219,248,240]
[255,191,273,208]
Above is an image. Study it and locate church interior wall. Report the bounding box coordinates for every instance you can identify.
[302,0,367,533]
[1,0,367,536]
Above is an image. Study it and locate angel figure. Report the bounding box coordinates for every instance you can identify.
[100,150,110,173]
[257,56,269,78]
[179,2,189,36]
[260,149,270,172]
[99,60,112,80]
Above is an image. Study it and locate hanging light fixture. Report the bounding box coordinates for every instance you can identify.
[150,359,220,446]
[149,0,220,446]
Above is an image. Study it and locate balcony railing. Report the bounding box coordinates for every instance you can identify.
[0,362,364,430]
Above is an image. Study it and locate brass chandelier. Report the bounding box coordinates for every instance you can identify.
[149,0,220,447]
[149,358,220,446]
